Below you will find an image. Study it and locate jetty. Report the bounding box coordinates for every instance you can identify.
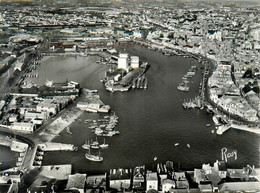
[216,122,260,135]
[38,142,77,152]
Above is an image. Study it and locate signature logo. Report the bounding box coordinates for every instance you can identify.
[221,147,237,162]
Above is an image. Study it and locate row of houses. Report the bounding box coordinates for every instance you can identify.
[208,62,259,122]
[23,160,260,193]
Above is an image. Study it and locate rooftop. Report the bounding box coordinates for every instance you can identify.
[146,171,158,181]
[66,173,86,190]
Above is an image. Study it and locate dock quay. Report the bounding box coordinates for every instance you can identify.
[39,108,84,141]
[216,122,260,135]
[38,142,77,151]
[41,52,87,57]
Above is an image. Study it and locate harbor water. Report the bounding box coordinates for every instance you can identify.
[1,43,259,173]
[0,145,17,171]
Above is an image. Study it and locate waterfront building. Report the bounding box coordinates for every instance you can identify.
[77,102,100,112]
[172,172,189,189]
[162,179,175,193]
[86,174,106,190]
[132,166,146,190]
[199,184,213,192]
[109,168,132,191]
[36,100,58,116]
[130,56,139,69]
[195,161,227,189]
[118,53,129,70]
[202,163,221,192]
[213,160,227,179]
[194,169,208,184]
[52,97,71,110]
[159,173,167,191]
[146,171,158,191]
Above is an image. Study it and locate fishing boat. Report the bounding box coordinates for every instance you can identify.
[85,149,103,162]
[154,156,157,161]
[177,82,189,92]
[102,132,114,137]
[175,143,180,146]
[206,124,211,127]
[187,144,191,148]
[82,140,90,149]
[99,138,109,149]
[66,127,72,135]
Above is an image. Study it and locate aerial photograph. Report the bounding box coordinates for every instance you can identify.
[0,0,260,192]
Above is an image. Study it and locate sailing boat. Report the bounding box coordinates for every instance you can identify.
[82,140,90,149]
[144,78,148,89]
[99,138,108,149]
[85,149,103,162]
[90,138,99,149]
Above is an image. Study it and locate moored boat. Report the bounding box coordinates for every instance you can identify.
[82,140,90,149]
[85,149,103,162]
[66,127,72,135]
[99,138,109,149]
[90,138,99,149]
